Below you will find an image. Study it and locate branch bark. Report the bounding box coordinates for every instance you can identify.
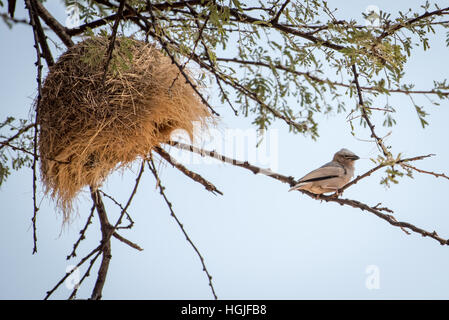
[338,154,435,194]
[154,146,223,195]
[216,57,449,97]
[351,64,391,158]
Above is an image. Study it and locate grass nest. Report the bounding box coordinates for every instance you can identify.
[38,36,212,220]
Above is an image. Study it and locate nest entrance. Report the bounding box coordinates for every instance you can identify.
[38,37,212,219]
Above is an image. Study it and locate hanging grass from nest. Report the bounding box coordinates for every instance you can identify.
[38,37,212,220]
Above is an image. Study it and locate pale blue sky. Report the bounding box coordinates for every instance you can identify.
[1,0,449,299]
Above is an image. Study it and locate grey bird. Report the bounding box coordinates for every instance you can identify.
[289,148,360,195]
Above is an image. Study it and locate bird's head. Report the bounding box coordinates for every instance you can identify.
[333,148,360,165]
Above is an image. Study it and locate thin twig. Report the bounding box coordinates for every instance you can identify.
[270,0,290,24]
[25,0,42,255]
[185,4,238,115]
[338,154,436,194]
[377,6,449,41]
[102,0,126,83]
[167,141,290,181]
[44,245,102,299]
[137,1,220,116]
[1,12,26,24]
[168,141,449,246]
[88,161,145,300]
[33,0,74,47]
[66,0,205,36]
[373,203,394,213]
[147,157,218,299]
[168,47,311,131]
[112,232,143,251]
[215,57,449,97]
[351,64,390,158]
[99,190,135,229]
[169,8,210,90]
[154,146,223,195]
[67,203,96,260]
[0,141,70,164]
[46,162,145,300]
[111,161,145,230]
[0,123,34,151]
[90,187,112,300]
[30,0,54,67]
[68,250,102,300]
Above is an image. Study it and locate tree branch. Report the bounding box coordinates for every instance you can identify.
[88,160,144,299]
[351,64,391,157]
[99,190,135,229]
[337,154,436,194]
[216,57,449,97]
[30,0,54,67]
[89,187,112,300]
[143,1,220,117]
[270,0,290,24]
[0,123,34,152]
[112,232,143,251]
[67,204,96,260]
[45,162,145,299]
[166,141,294,182]
[168,141,449,246]
[33,0,74,47]
[44,245,102,299]
[68,250,102,300]
[0,141,70,164]
[184,4,238,115]
[102,0,126,83]
[377,6,449,41]
[67,0,211,36]
[401,163,449,180]
[25,0,43,255]
[154,146,223,195]
[147,157,218,299]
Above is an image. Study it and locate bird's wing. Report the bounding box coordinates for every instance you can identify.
[297,163,345,184]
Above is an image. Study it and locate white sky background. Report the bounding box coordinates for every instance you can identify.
[1,0,449,299]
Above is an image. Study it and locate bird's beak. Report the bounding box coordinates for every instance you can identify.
[350,155,360,160]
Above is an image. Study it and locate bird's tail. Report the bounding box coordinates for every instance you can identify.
[288,183,305,192]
